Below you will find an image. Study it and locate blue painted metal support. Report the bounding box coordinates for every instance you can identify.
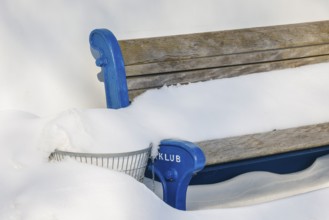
[189,144,329,185]
[89,29,129,109]
[146,144,329,209]
[149,139,206,210]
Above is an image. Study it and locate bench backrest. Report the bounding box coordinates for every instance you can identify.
[89,21,329,163]
[117,20,329,99]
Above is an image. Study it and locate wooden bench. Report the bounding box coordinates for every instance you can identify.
[89,20,329,209]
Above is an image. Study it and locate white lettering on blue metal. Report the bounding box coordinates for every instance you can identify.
[157,153,181,163]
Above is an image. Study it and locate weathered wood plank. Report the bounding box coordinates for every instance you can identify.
[127,54,329,91]
[128,89,145,100]
[120,20,329,76]
[197,122,329,166]
[125,44,329,76]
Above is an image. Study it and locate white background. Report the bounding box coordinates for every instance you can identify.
[1,0,329,116]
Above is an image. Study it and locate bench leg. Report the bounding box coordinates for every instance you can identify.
[149,139,206,210]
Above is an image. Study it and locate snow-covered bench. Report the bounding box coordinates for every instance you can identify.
[89,20,329,210]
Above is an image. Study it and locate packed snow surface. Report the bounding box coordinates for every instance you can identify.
[37,63,329,154]
[2,62,329,219]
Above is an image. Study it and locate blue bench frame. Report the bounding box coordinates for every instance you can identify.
[89,29,329,210]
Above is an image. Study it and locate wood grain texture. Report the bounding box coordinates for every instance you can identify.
[127,54,329,91]
[197,122,329,166]
[125,44,329,76]
[120,20,329,76]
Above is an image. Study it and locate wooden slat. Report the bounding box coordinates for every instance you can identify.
[125,44,329,76]
[128,89,145,100]
[197,122,329,166]
[127,54,329,91]
[120,20,329,76]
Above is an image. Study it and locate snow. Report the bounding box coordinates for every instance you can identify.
[3,110,329,220]
[2,62,329,219]
[33,63,329,155]
[2,0,329,219]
